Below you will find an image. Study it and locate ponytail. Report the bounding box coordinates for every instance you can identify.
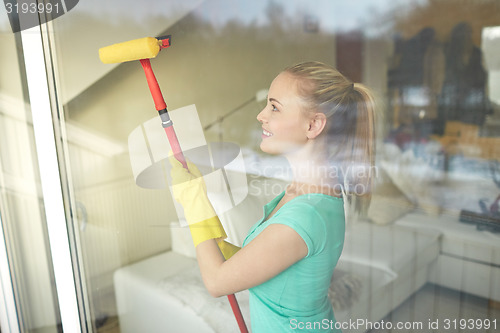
[344,83,376,215]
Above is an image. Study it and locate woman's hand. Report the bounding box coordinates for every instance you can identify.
[168,154,227,246]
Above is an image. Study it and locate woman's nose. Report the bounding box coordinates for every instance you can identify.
[256,108,266,123]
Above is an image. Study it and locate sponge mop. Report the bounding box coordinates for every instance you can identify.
[99,37,163,64]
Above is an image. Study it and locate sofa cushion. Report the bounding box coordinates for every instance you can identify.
[340,221,442,275]
[395,212,500,266]
[367,168,415,225]
[380,142,445,216]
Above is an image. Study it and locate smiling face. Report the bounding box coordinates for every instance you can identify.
[256,72,313,155]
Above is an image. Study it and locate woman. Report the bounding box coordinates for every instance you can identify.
[169,61,376,332]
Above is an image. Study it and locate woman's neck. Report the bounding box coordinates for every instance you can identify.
[284,145,340,197]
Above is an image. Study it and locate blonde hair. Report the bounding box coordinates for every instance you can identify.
[284,61,376,214]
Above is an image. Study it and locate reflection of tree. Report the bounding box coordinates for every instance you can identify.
[212,1,314,46]
[381,0,500,139]
[264,0,287,32]
[387,26,445,130]
[390,0,500,46]
[436,22,492,134]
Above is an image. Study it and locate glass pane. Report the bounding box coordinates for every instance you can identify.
[0,8,61,333]
[47,0,500,332]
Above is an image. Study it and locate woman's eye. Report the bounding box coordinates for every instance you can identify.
[271,104,278,112]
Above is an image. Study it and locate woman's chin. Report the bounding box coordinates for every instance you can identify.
[260,141,304,156]
[260,141,278,155]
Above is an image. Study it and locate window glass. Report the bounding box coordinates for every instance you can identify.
[45,0,500,331]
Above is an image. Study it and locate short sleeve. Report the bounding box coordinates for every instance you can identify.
[268,201,327,257]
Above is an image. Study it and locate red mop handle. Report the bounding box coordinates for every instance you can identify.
[228,294,249,333]
[140,59,167,111]
[140,59,187,169]
[164,126,187,169]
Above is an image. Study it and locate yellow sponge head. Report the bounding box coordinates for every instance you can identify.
[99,37,162,64]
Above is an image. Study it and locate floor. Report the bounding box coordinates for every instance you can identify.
[367,284,500,333]
[96,317,120,333]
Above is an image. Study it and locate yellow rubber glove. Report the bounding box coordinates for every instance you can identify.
[217,240,241,260]
[169,155,226,247]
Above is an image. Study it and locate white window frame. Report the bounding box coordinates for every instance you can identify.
[20,25,82,333]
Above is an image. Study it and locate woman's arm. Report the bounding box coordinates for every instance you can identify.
[196,223,308,298]
[167,155,307,296]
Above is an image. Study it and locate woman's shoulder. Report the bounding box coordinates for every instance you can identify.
[275,192,343,221]
[289,192,343,207]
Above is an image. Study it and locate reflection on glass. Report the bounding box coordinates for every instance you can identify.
[41,0,500,331]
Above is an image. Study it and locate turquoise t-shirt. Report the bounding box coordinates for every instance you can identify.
[242,191,345,332]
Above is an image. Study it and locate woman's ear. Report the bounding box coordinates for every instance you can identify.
[306,113,327,139]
